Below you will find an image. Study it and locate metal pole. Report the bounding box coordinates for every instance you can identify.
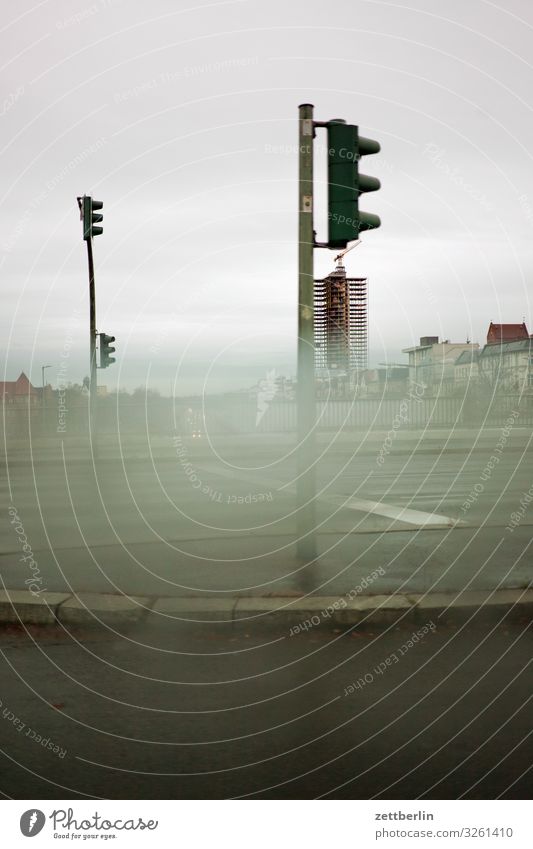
[41,365,51,432]
[87,237,98,452]
[297,103,317,560]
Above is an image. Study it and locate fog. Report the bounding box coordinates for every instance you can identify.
[1,0,531,812]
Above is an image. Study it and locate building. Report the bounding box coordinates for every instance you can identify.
[314,262,368,377]
[363,367,409,397]
[454,348,480,388]
[478,338,533,392]
[486,322,529,344]
[452,323,533,393]
[0,372,42,405]
[480,322,532,392]
[402,337,480,393]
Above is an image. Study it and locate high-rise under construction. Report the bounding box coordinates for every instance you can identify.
[314,262,368,376]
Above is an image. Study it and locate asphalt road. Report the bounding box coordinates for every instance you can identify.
[1,429,531,597]
[0,613,530,800]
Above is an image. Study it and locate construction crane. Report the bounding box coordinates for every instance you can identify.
[334,240,360,268]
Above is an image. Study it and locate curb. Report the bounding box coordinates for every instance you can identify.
[0,588,531,629]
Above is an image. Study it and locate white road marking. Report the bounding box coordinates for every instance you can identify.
[383,495,469,505]
[340,497,458,527]
[200,465,460,528]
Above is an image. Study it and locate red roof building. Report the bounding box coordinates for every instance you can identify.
[0,372,40,404]
[486,322,529,344]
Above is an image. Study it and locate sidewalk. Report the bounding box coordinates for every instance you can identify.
[0,524,531,629]
[1,525,531,601]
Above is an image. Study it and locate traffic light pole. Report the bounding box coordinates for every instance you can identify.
[86,236,98,452]
[297,103,317,560]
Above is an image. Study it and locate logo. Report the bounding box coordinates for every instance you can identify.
[20,809,46,837]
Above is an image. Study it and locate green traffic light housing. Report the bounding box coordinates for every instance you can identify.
[327,120,381,249]
[81,195,104,240]
[99,333,116,368]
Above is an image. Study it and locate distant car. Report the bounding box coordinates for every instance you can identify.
[184,408,202,438]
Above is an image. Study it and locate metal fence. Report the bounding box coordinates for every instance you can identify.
[204,396,532,433]
[2,395,532,439]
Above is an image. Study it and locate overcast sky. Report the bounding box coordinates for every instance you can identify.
[2,0,533,393]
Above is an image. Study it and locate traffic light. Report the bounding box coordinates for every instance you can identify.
[327,119,380,249]
[81,195,103,240]
[99,333,116,368]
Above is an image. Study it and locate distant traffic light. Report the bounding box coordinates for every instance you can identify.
[327,120,380,249]
[81,195,104,240]
[99,333,116,368]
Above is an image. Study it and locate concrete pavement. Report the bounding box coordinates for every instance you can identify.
[2,425,532,463]
[1,429,531,603]
[0,613,530,799]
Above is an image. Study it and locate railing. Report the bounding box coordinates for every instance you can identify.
[1,394,532,439]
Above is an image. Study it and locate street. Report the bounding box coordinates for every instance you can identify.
[1,426,531,800]
[0,614,530,799]
[1,427,531,598]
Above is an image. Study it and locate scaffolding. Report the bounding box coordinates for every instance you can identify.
[314,263,368,376]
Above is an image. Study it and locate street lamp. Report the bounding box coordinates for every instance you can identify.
[41,365,52,407]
